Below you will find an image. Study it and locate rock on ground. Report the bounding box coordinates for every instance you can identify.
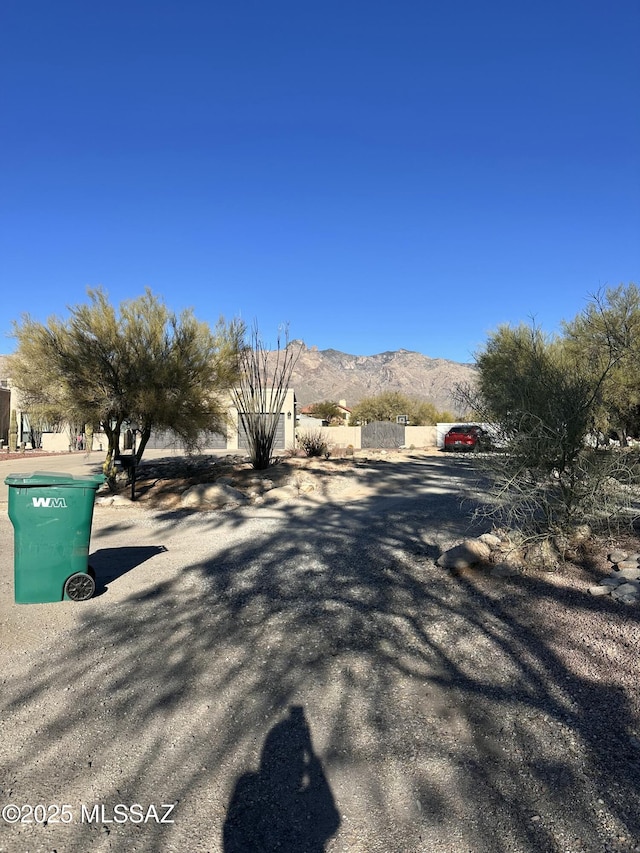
[436,539,491,569]
[180,483,248,509]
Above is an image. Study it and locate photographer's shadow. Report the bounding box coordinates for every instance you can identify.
[223,705,340,852]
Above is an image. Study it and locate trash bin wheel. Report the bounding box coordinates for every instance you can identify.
[64,572,96,602]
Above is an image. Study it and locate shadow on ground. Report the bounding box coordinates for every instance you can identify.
[223,704,340,852]
[90,545,168,592]
[0,455,638,852]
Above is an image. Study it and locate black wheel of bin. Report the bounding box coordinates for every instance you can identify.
[64,572,96,602]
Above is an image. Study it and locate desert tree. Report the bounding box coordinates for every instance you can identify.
[306,400,345,425]
[231,325,301,470]
[563,283,640,445]
[350,392,452,426]
[350,391,410,425]
[8,288,243,473]
[463,312,634,538]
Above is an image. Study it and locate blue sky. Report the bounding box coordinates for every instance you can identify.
[1,1,638,364]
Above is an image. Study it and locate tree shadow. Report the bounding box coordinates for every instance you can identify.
[0,455,638,851]
[223,705,340,852]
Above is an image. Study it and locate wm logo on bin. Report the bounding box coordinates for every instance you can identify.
[32,497,68,508]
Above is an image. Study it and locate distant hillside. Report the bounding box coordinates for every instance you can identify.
[284,343,477,413]
[1,346,477,416]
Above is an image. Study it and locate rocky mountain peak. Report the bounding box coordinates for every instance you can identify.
[280,344,476,412]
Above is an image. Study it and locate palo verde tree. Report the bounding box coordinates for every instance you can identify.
[8,288,243,473]
[306,400,345,424]
[475,324,598,466]
[563,283,640,445]
[231,325,301,470]
[466,305,634,537]
[350,392,453,426]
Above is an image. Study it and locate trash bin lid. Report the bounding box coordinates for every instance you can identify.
[4,471,106,488]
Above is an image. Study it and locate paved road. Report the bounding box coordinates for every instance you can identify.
[0,451,106,501]
[0,447,207,504]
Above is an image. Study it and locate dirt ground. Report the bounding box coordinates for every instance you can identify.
[121,451,640,567]
[1,449,639,852]
[125,447,445,509]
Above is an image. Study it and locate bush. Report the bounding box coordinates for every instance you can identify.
[460,318,640,539]
[297,430,328,457]
[285,444,305,458]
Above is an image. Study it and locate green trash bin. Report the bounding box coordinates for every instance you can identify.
[4,471,105,604]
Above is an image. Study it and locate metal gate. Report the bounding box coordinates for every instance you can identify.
[239,414,285,450]
[361,421,405,448]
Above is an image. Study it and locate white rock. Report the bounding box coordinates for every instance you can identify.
[255,478,274,491]
[180,483,247,509]
[616,560,640,572]
[436,539,492,570]
[110,494,134,506]
[263,485,299,503]
[479,533,502,549]
[608,550,628,564]
[616,567,640,580]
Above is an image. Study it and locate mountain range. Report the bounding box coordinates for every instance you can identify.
[285,343,477,413]
[1,347,478,416]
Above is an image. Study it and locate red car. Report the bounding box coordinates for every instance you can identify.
[444,425,489,452]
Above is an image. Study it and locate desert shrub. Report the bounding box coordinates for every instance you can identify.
[285,444,305,458]
[461,314,640,539]
[297,430,328,457]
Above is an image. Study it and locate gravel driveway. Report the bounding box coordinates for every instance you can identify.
[0,454,639,853]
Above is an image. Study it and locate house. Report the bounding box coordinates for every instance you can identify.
[0,352,297,454]
[0,357,11,447]
[299,398,352,426]
[0,356,26,449]
[0,354,88,451]
[141,389,298,454]
[337,399,352,425]
[0,385,9,448]
[297,413,324,429]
